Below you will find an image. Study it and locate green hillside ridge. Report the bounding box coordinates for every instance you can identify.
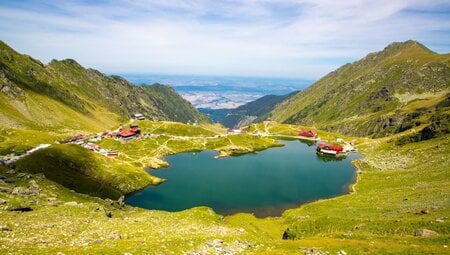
[0,40,208,134]
[202,92,296,128]
[269,40,450,138]
[198,108,232,124]
[14,144,161,199]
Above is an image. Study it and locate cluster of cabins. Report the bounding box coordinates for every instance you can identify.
[61,123,143,157]
[1,114,146,164]
[117,124,141,140]
[298,129,355,157]
[65,124,142,142]
[62,134,119,157]
[58,110,150,157]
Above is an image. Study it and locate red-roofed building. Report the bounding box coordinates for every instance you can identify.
[317,143,344,156]
[299,129,318,138]
[119,128,139,140]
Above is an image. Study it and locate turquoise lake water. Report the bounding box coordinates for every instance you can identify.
[126,140,360,217]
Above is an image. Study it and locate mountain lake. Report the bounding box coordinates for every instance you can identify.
[126,140,361,217]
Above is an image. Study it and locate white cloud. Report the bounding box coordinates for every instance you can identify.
[0,0,448,79]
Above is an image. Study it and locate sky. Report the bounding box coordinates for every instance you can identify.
[0,0,449,79]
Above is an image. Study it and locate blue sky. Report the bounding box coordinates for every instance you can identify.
[0,0,449,79]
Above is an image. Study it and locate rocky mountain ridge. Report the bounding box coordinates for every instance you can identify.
[0,40,208,132]
[268,40,449,138]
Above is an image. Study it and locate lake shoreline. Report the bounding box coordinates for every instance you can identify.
[126,140,360,218]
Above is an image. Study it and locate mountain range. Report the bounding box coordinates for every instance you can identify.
[194,40,448,138]
[0,40,207,133]
[2,39,448,141]
[265,40,449,139]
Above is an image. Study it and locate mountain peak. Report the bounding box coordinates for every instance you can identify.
[269,40,449,138]
[383,40,434,54]
[49,58,83,68]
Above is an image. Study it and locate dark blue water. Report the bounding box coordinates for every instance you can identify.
[126,140,360,217]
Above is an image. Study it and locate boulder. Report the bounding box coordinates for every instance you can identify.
[0,186,12,193]
[0,225,11,231]
[16,173,27,178]
[107,230,121,240]
[117,195,125,208]
[11,184,39,196]
[300,247,329,255]
[104,207,112,218]
[206,239,223,248]
[64,201,78,207]
[28,180,40,194]
[415,229,438,237]
[12,187,29,195]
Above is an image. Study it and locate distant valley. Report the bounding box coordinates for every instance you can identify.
[122,73,312,109]
[199,92,297,128]
[122,74,309,128]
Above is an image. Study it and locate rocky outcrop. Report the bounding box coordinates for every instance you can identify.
[0,68,24,99]
[415,229,439,237]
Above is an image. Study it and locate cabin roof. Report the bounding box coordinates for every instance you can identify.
[119,129,137,137]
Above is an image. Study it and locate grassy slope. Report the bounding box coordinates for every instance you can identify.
[0,88,121,155]
[269,41,450,137]
[14,144,160,199]
[0,40,208,134]
[277,134,449,254]
[0,168,236,254]
[0,124,448,254]
[0,129,66,155]
[0,87,121,155]
[0,91,120,132]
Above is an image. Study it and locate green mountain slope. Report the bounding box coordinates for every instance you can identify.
[201,92,296,128]
[269,40,450,137]
[198,108,232,124]
[14,144,161,199]
[0,40,208,132]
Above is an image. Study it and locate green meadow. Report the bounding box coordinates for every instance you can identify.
[0,121,448,254]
